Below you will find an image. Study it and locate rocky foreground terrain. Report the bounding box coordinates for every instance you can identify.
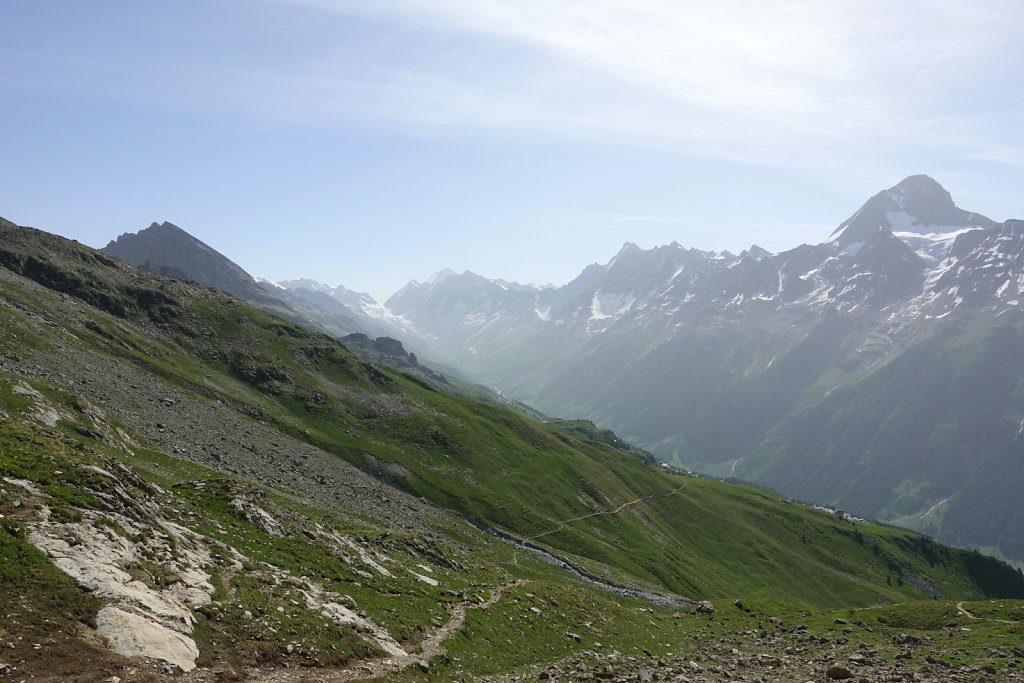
[485,608,1024,683]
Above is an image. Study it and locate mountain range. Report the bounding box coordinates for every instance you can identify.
[379,175,1024,565]
[96,176,1024,569]
[7,214,1024,679]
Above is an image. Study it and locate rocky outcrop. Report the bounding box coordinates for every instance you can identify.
[694,600,715,615]
[95,606,200,673]
[230,497,287,537]
[28,501,214,672]
[300,582,407,658]
[12,380,70,427]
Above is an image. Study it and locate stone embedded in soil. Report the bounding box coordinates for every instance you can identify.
[826,664,854,679]
[95,605,199,672]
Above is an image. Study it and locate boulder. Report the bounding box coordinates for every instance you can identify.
[230,497,287,537]
[825,664,853,679]
[96,605,199,672]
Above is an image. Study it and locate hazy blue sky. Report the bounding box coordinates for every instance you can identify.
[2,1,1023,300]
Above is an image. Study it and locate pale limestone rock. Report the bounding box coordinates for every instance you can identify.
[230,497,287,536]
[27,507,213,671]
[96,605,200,672]
[2,477,44,496]
[411,571,439,586]
[12,381,71,427]
[302,582,407,657]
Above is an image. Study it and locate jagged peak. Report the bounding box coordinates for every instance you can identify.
[885,174,955,213]
[890,173,948,195]
[607,242,649,269]
[108,221,199,249]
[828,174,996,246]
[139,220,188,234]
[277,278,327,292]
[743,244,772,259]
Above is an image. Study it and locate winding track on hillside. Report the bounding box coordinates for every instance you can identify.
[237,484,691,681]
[523,481,688,542]
[238,485,691,681]
[956,601,1021,624]
[239,579,529,682]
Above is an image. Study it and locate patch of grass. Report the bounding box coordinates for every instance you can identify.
[194,574,380,669]
[0,515,106,672]
[438,581,679,677]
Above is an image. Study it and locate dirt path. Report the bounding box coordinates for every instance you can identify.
[235,480,692,683]
[956,601,1021,625]
[239,579,529,682]
[523,482,687,542]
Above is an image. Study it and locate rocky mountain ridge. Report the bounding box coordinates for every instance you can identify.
[93,178,1024,565]
[100,222,453,376]
[389,175,1017,336]
[376,176,1024,565]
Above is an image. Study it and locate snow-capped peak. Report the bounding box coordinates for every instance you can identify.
[828,175,997,247]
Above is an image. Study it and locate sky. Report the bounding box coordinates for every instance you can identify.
[2,1,1023,301]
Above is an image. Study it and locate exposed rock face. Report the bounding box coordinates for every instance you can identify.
[14,397,216,674]
[102,222,264,302]
[28,504,214,672]
[372,336,407,357]
[300,582,407,658]
[230,496,287,537]
[12,380,69,427]
[694,600,715,615]
[95,606,200,673]
[340,332,451,385]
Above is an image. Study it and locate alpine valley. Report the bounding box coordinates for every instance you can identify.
[353,175,1024,567]
[98,176,1024,569]
[3,185,1024,681]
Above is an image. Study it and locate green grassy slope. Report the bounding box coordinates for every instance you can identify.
[1,217,1022,613]
[3,387,1021,681]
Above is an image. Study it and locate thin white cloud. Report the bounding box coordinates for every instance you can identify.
[965,144,1024,167]
[250,0,1024,171]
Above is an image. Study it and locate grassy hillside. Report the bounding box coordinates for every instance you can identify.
[1,216,1023,678]
[2,219,1019,606]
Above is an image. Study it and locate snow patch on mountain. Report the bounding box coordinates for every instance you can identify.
[892,223,980,263]
[589,291,637,323]
[360,300,418,331]
[255,277,286,290]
